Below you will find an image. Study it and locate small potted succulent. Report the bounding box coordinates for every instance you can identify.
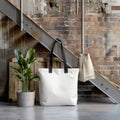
[12,48,39,107]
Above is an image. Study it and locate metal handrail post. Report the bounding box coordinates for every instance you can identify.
[81,0,84,54]
[76,0,78,15]
[20,0,23,31]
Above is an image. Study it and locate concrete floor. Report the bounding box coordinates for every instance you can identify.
[0,98,120,120]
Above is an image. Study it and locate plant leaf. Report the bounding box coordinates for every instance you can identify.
[30,75,40,81]
[26,48,35,65]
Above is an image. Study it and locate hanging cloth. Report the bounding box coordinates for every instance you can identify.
[79,53,95,82]
[78,0,95,82]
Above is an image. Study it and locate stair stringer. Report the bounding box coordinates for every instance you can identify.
[0,0,78,68]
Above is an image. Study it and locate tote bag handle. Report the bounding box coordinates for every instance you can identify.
[49,38,68,73]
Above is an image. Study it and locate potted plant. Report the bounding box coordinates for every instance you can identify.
[12,48,39,107]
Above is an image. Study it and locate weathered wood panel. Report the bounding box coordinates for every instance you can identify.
[0,12,48,100]
[9,62,22,101]
[0,14,9,100]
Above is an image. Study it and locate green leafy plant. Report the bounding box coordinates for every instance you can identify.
[12,48,39,92]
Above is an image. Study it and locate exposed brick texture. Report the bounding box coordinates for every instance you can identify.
[29,0,120,84]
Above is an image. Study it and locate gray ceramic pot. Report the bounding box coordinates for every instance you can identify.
[17,91,35,107]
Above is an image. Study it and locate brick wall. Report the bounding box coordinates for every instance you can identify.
[85,1,120,84]
[30,0,120,85]
[32,0,82,56]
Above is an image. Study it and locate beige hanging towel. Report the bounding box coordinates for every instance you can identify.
[79,53,95,82]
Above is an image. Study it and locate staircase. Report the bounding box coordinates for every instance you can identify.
[0,0,120,103]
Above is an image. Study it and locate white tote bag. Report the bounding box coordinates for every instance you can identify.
[78,53,95,82]
[38,39,79,106]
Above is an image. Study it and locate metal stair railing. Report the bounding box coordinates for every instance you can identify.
[0,0,78,68]
[90,72,120,103]
[0,0,120,103]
